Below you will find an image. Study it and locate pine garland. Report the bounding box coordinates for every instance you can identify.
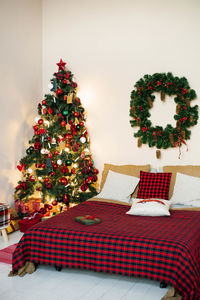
[130,72,198,150]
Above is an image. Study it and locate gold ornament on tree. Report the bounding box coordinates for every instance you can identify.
[67,94,73,104]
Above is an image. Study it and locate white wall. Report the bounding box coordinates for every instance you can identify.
[42,0,200,177]
[1,0,199,205]
[0,0,42,205]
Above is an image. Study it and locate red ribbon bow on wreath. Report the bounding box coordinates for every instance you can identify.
[173,134,188,159]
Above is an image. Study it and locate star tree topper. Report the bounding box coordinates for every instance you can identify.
[56,59,66,71]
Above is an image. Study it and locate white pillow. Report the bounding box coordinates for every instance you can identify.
[126,198,171,216]
[97,170,140,203]
[171,172,200,205]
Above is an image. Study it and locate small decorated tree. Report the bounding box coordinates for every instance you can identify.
[15,59,98,216]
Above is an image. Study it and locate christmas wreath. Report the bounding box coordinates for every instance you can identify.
[130,72,198,157]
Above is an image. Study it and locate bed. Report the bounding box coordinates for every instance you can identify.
[11,164,200,300]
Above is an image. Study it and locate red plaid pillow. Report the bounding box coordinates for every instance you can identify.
[137,171,172,200]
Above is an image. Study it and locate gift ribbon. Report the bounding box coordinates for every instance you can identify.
[23,211,40,220]
[83,215,98,223]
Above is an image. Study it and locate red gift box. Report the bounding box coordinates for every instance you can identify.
[15,200,30,214]
[18,211,42,233]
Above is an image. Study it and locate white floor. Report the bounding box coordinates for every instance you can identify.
[0,231,169,300]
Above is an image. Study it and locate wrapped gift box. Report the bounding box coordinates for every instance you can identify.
[15,200,30,214]
[6,219,19,234]
[18,211,42,233]
[75,215,101,225]
[15,198,42,214]
[6,207,20,234]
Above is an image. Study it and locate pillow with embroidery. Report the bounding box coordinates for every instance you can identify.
[126,198,171,216]
[137,171,172,200]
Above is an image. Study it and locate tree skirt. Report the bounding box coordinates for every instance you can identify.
[0,244,17,264]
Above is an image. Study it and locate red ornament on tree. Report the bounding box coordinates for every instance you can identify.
[48,107,53,114]
[61,166,68,174]
[81,184,88,191]
[53,163,59,170]
[74,112,79,117]
[59,177,68,185]
[56,73,63,80]
[42,100,46,105]
[44,177,50,183]
[33,125,39,131]
[61,120,66,127]
[34,142,41,150]
[56,89,63,96]
[93,168,99,174]
[52,200,57,206]
[38,119,43,125]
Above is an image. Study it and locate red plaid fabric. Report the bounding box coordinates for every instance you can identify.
[12,200,200,300]
[0,203,10,229]
[137,171,172,199]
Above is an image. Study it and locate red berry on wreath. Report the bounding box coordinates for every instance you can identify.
[50,171,55,176]
[53,150,59,156]
[42,100,46,105]
[44,177,49,183]
[79,121,84,127]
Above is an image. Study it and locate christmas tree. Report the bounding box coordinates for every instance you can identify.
[14,59,99,216]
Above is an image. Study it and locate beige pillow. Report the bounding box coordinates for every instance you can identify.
[100,164,151,197]
[163,165,200,199]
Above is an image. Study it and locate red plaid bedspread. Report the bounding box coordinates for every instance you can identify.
[12,200,200,300]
